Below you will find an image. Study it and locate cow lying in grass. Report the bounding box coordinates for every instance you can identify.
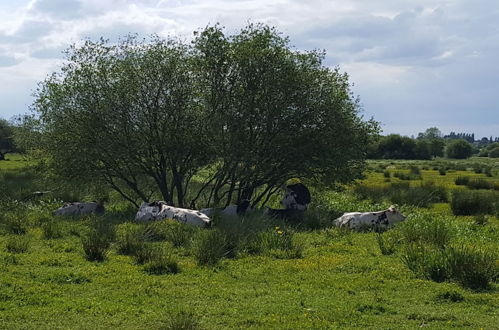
[53,201,105,216]
[265,183,311,220]
[135,201,211,228]
[333,205,406,231]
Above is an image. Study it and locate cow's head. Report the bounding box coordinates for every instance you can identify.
[386,205,406,223]
[280,183,311,210]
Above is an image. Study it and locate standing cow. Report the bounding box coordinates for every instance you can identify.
[135,201,211,228]
[333,205,406,230]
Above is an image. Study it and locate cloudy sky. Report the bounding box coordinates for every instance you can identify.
[1,0,498,138]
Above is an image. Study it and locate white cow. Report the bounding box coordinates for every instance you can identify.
[333,205,406,230]
[135,201,211,228]
[53,202,105,216]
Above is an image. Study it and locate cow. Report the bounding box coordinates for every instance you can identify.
[280,183,311,210]
[135,201,211,228]
[266,183,311,221]
[333,205,406,231]
[199,199,252,217]
[53,201,105,216]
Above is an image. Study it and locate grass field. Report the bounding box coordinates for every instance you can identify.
[0,155,498,329]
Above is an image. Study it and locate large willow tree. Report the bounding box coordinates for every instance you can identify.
[30,24,378,208]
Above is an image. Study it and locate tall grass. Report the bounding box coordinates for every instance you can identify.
[450,190,497,215]
[81,218,114,262]
[192,229,228,266]
[353,181,447,207]
[5,235,30,253]
[162,311,200,330]
[401,244,497,290]
[255,227,304,259]
[398,214,452,249]
[133,243,180,275]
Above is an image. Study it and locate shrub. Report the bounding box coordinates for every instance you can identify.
[192,229,227,266]
[163,311,200,330]
[81,220,114,262]
[383,170,390,178]
[5,235,30,253]
[446,139,473,159]
[451,190,497,215]
[438,168,446,175]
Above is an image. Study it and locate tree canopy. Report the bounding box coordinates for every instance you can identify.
[27,24,378,207]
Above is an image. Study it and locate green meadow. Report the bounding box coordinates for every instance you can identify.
[0,155,498,329]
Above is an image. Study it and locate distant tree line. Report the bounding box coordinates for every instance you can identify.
[369,127,498,160]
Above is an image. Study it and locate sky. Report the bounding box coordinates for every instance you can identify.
[0,0,498,138]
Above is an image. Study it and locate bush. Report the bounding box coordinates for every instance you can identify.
[451,190,497,215]
[438,168,446,175]
[401,244,498,290]
[5,235,30,253]
[446,139,473,159]
[81,219,114,262]
[192,229,228,266]
[383,170,390,178]
[489,146,499,158]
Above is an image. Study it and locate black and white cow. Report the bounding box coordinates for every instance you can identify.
[333,205,406,230]
[266,183,311,220]
[53,201,105,216]
[135,201,211,228]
